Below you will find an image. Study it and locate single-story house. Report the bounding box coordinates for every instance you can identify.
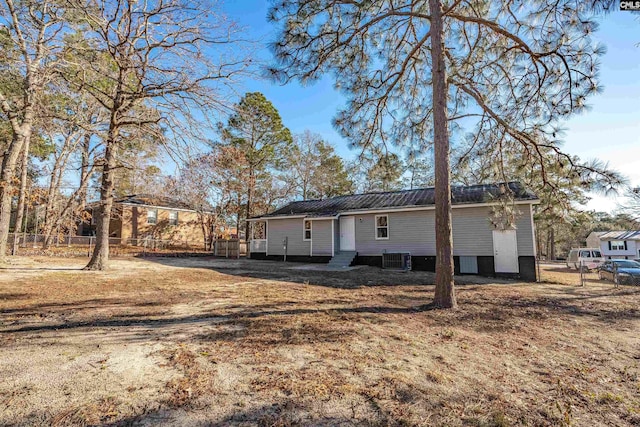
[79,194,213,248]
[586,230,640,259]
[247,182,539,281]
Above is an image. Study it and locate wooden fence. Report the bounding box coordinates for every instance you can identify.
[213,239,247,258]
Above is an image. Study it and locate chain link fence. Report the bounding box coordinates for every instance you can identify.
[579,259,640,287]
[7,233,210,257]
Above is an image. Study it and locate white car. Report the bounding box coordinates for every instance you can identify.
[566,248,604,270]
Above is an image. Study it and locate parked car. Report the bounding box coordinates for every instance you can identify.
[566,248,604,270]
[598,259,640,285]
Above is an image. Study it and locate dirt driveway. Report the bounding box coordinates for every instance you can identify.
[1,256,639,426]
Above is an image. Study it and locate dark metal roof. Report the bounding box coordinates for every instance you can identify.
[257,182,538,218]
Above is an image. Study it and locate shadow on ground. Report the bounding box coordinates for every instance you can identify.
[139,256,514,289]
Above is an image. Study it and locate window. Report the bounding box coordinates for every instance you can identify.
[375,215,389,239]
[147,209,158,225]
[169,211,178,226]
[611,240,625,250]
[303,220,312,241]
[580,251,591,258]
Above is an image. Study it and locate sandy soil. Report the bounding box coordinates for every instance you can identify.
[0,257,639,426]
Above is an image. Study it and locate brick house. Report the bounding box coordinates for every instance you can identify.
[79,194,214,249]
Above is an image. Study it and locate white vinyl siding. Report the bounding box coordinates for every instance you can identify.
[599,239,637,258]
[266,218,310,256]
[515,204,535,256]
[311,220,332,255]
[355,211,434,256]
[354,205,535,257]
[263,204,537,259]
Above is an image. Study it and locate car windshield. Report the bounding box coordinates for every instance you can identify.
[612,260,640,268]
[593,251,602,257]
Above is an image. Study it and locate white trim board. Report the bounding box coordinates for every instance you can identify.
[374,214,389,240]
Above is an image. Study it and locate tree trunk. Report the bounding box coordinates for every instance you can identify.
[0,129,29,260]
[245,168,255,241]
[11,134,31,255]
[535,224,542,261]
[79,133,91,210]
[85,132,118,270]
[549,226,556,261]
[42,165,61,250]
[430,0,456,309]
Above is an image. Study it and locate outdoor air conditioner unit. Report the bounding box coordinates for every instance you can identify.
[382,252,412,271]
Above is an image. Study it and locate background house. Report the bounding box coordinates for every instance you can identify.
[79,195,213,248]
[248,182,539,281]
[586,231,640,259]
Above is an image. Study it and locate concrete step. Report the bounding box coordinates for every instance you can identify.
[328,251,357,267]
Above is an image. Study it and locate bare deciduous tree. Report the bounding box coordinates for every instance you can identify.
[0,0,65,259]
[39,94,103,248]
[64,0,252,270]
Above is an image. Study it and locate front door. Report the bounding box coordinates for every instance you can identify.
[340,216,356,251]
[493,229,519,273]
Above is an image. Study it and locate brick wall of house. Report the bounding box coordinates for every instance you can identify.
[120,205,207,249]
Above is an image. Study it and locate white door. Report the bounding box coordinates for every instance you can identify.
[493,230,519,273]
[340,216,356,251]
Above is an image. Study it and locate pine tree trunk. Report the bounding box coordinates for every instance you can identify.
[245,168,254,241]
[85,131,118,271]
[550,227,556,261]
[0,129,29,260]
[11,135,31,255]
[236,193,241,239]
[430,0,456,309]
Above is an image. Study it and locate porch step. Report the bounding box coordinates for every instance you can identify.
[328,251,357,268]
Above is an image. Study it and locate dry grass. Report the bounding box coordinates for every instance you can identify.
[0,257,639,426]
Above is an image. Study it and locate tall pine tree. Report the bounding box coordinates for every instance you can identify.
[270,0,608,308]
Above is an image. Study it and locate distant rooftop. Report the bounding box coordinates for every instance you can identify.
[255,182,538,219]
[596,231,640,241]
[115,194,198,211]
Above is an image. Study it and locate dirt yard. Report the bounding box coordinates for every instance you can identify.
[0,257,639,426]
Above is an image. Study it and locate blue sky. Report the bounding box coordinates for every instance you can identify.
[221,2,639,213]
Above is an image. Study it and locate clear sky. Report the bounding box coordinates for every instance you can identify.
[221,2,639,213]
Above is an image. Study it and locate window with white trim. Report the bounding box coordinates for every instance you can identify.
[611,240,625,250]
[169,211,178,225]
[375,215,389,239]
[147,209,158,225]
[303,220,312,241]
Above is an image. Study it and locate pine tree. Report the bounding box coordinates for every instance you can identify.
[219,92,293,239]
[270,0,607,308]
